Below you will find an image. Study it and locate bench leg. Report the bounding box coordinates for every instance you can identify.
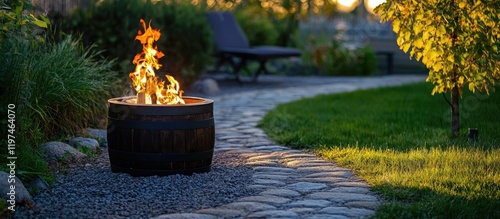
[233,58,247,85]
[252,60,268,82]
[387,53,393,74]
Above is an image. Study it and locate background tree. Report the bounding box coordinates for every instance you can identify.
[375,0,500,137]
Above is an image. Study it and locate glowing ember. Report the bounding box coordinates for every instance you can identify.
[129,19,184,104]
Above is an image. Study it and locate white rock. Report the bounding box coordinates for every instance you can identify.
[192,78,220,95]
[84,128,107,141]
[0,171,32,205]
[40,141,86,162]
[69,137,100,151]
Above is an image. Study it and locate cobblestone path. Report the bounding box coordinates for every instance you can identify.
[154,75,425,219]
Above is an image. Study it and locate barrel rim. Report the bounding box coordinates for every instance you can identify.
[108,96,214,107]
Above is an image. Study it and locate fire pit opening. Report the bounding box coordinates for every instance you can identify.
[106,19,215,176]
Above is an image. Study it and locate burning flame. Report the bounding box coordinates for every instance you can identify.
[129,19,185,104]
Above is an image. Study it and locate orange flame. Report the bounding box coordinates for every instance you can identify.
[129,19,184,104]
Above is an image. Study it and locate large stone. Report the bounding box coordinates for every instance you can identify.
[0,171,32,205]
[191,78,220,95]
[68,137,100,152]
[27,175,49,192]
[40,141,86,162]
[84,128,107,140]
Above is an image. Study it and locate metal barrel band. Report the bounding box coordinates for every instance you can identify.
[108,148,214,162]
[108,117,214,130]
[110,165,211,176]
[109,101,213,116]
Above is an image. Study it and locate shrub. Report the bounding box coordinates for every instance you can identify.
[1,34,116,136]
[234,6,279,46]
[60,0,213,87]
[0,31,117,182]
[305,36,377,76]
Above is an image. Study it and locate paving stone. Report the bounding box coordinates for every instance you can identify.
[247,210,299,218]
[247,185,277,190]
[284,160,331,168]
[287,199,331,208]
[247,154,281,161]
[245,142,274,147]
[215,143,241,148]
[284,182,328,193]
[246,161,279,166]
[217,135,250,140]
[239,117,262,123]
[307,192,378,202]
[305,171,353,178]
[152,213,218,219]
[253,179,286,186]
[329,187,371,194]
[260,189,301,197]
[345,201,380,210]
[282,153,317,159]
[304,214,350,219]
[319,207,375,217]
[195,208,245,218]
[239,128,265,134]
[298,177,350,183]
[255,149,282,153]
[237,195,291,204]
[333,181,371,188]
[234,124,257,129]
[287,207,316,214]
[220,202,277,212]
[252,133,268,137]
[226,139,248,143]
[239,152,265,158]
[250,146,289,151]
[253,166,296,173]
[253,174,290,181]
[297,166,344,173]
[214,123,236,129]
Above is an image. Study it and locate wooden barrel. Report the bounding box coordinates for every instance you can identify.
[107,96,215,176]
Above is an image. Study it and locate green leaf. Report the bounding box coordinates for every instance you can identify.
[30,14,48,28]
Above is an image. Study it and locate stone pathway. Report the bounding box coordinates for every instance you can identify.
[154,75,425,219]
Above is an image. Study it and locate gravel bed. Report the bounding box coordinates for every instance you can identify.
[16,150,255,219]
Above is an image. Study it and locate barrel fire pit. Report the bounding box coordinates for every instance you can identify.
[107,96,214,176]
[106,19,215,176]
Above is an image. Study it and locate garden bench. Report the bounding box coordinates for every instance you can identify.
[206,11,301,83]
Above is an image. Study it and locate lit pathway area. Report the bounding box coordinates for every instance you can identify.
[154,74,426,218]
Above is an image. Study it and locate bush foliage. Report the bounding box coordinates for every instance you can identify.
[234,6,279,46]
[304,36,377,76]
[60,0,213,87]
[0,30,117,186]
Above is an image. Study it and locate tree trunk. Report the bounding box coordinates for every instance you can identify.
[451,84,460,137]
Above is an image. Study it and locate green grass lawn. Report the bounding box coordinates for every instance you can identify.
[259,82,500,218]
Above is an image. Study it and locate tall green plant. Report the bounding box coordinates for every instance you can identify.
[1,32,117,138]
[375,0,500,137]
